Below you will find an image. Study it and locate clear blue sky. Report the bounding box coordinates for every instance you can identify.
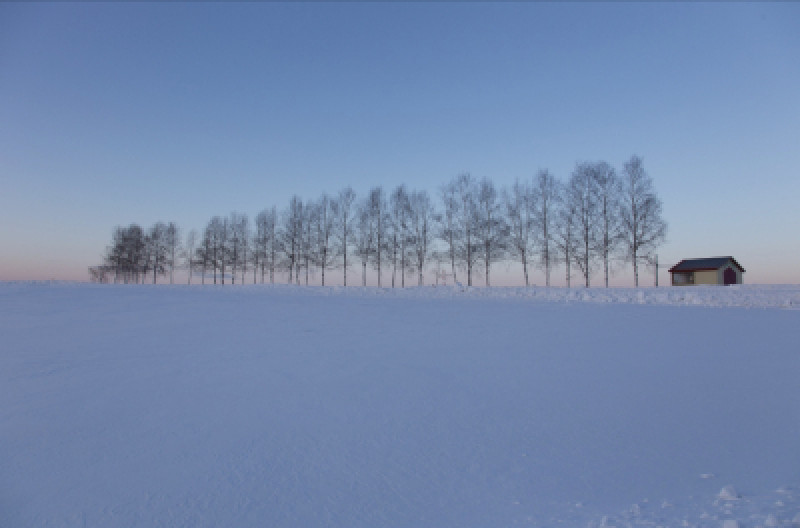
[2,2,799,285]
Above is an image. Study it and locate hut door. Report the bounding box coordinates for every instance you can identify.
[723,267,736,285]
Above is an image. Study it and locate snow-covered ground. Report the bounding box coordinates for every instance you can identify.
[2,282,798,527]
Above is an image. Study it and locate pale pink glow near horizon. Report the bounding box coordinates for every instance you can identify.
[2,255,795,287]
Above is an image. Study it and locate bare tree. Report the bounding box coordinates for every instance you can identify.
[266,207,279,284]
[197,225,213,285]
[139,230,152,284]
[504,179,535,286]
[281,196,304,285]
[567,163,600,287]
[620,155,667,287]
[553,198,578,288]
[301,199,316,285]
[184,229,198,284]
[254,207,278,284]
[250,219,262,284]
[389,185,411,287]
[198,222,217,285]
[131,226,147,283]
[592,162,622,288]
[533,169,560,287]
[104,226,122,283]
[146,222,169,284]
[408,189,436,286]
[221,217,231,284]
[227,212,248,285]
[239,215,250,284]
[453,173,479,286]
[104,224,146,283]
[314,194,337,286]
[220,217,231,284]
[204,216,226,284]
[164,222,181,284]
[438,180,460,284]
[333,187,356,287]
[367,187,388,287]
[475,177,507,287]
[353,200,375,286]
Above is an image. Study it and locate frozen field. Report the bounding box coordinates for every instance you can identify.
[1,282,799,527]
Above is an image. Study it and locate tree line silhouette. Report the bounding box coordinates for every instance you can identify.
[90,155,666,288]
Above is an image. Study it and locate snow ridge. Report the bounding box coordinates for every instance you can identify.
[6,281,798,309]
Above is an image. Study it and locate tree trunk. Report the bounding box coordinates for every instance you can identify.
[343,227,348,287]
[391,238,396,288]
[522,253,528,287]
[485,244,490,287]
[378,217,382,287]
[466,234,472,287]
[584,237,590,288]
[450,245,456,284]
[401,241,405,288]
[566,249,571,288]
[270,251,274,284]
[654,254,659,287]
[544,212,550,287]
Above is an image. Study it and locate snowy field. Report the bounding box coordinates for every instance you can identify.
[2,282,799,528]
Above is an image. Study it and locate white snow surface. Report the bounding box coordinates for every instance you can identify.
[2,282,799,527]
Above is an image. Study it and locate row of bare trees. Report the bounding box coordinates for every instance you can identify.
[93,156,666,287]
